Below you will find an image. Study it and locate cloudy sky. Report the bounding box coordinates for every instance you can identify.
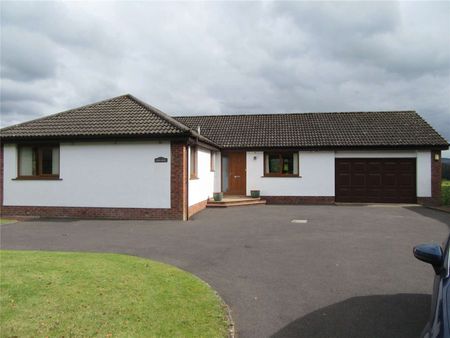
[1,1,449,155]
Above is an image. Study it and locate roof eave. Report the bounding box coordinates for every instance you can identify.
[220,144,449,151]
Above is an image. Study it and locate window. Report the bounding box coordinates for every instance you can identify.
[264,152,299,176]
[190,146,198,179]
[210,151,216,172]
[18,145,60,179]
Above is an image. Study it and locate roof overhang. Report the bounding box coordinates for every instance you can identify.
[0,133,192,144]
[220,144,449,151]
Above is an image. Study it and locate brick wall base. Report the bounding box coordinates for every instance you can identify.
[417,197,440,207]
[188,199,208,218]
[262,196,335,204]
[1,205,183,220]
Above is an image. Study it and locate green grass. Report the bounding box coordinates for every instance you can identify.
[442,179,450,205]
[0,218,17,224]
[0,251,229,337]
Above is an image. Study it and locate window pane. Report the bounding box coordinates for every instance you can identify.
[265,152,298,175]
[282,154,294,174]
[210,151,216,171]
[268,154,281,173]
[19,147,34,176]
[41,148,53,175]
[293,153,299,175]
[190,147,197,177]
[222,156,228,192]
[52,147,59,175]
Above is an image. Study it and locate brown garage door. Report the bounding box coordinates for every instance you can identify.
[335,158,416,203]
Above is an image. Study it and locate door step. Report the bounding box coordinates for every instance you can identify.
[206,196,267,208]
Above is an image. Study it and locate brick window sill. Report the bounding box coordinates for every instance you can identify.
[13,177,62,181]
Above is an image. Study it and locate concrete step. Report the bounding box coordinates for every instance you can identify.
[207,198,266,208]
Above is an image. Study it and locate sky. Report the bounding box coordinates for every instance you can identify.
[1,1,449,156]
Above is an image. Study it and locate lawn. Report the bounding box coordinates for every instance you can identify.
[0,218,17,224]
[0,251,229,337]
[443,179,450,205]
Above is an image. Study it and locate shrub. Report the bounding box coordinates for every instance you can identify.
[442,183,450,205]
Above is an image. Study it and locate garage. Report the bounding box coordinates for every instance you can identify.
[335,158,417,203]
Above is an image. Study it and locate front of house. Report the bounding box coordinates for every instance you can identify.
[0,94,448,220]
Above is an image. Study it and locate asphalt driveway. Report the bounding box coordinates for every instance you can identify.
[1,205,449,338]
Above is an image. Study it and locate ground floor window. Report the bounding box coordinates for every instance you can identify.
[264,152,299,176]
[18,145,60,178]
[190,146,198,179]
[210,151,217,172]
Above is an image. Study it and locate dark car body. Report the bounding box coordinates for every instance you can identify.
[414,234,450,338]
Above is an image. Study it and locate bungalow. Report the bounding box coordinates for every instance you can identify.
[0,94,448,220]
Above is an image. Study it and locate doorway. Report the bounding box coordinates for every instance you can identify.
[222,151,246,195]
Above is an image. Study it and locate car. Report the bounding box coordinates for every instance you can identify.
[414,233,450,338]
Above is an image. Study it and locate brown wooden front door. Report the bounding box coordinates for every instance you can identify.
[225,152,246,195]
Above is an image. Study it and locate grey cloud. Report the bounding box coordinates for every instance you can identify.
[1,2,116,50]
[1,26,58,81]
[273,2,450,78]
[273,1,400,37]
[0,1,449,155]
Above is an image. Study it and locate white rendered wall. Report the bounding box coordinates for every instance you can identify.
[246,151,336,196]
[213,152,222,193]
[416,151,432,197]
[246,150,432,197]
[188,146,215,206]
[335,150,431,197]
[335,150,418,158]
[3,141,171,208]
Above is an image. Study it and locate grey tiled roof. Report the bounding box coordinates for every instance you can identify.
[175,111,448,149]
[0,94,190,139]
[1,94,447,149]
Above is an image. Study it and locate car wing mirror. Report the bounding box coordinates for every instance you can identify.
[413,244,444,274]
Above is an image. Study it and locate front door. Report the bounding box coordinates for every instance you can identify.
[224,152,246,195]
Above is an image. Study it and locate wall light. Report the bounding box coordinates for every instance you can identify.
[434,153,440,161]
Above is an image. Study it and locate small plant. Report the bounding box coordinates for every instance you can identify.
[250,190,260,198]
[213,192,223,202]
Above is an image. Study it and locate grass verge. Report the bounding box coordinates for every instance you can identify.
[0,218,17,224]
[442,179,450,205]
[0,250,229,337]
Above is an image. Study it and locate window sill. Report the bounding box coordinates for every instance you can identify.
[13,177,62,181]
[190,176,199,180]
[262,175,302,178]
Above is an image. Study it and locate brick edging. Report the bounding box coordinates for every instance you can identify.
[1,205,180,220]
[188,199,208,218]
[262,196,335,204]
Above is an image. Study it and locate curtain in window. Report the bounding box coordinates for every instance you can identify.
[19,147,34,176]
[293,153,299,175]
[264,152,299,175]
[52,147,59,175]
